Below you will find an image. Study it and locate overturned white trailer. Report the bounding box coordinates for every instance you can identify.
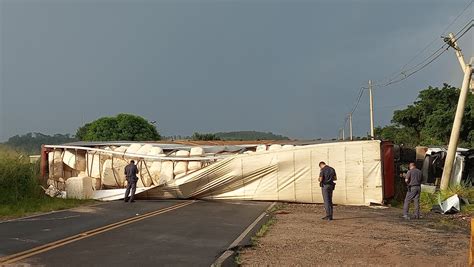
[41,140,395,205]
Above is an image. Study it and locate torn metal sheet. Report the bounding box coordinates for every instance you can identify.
[438,194,460,214]
[92,186,157,201]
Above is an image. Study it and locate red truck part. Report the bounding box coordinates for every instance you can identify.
[381,141,395,200]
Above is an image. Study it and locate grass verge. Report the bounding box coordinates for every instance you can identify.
[235,204,285,265]
[250,204,284,246]
[0,198,96,220]
[0,145,95,220]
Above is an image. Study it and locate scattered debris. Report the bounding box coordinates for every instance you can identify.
[42,185,66,198]
[432,194,460,214]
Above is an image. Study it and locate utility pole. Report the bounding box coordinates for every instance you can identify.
[440,33,474,190]
[342,126,345,140]
[368,80,375,140]
[348,113,353,141]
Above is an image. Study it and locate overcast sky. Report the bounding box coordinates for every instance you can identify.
[0,0,472,140]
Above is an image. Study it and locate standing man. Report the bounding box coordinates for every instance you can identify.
[319,161,337,221]
[124,160,139,203]
[403,162,422,219]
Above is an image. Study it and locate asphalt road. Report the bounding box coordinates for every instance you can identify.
[0,200,271,267]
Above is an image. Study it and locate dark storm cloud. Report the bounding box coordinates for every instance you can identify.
[0,0,472,140]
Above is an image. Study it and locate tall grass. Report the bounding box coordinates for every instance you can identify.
[420,182,474,213]
[0,146,41,204]
[0,146,94,218]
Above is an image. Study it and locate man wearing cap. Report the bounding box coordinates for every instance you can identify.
[319,161,337,220]
[124,160,139,203]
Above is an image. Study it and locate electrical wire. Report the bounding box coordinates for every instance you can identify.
[379,21,473,88]
[337,2,473,137]
[374,2,473,88]
[377,0,473,85]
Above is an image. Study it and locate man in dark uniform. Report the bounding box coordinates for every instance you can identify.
[319,161,337,220]
[403,162,423,219]
[124,160,139,203]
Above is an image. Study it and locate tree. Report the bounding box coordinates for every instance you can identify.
[191,132,221,141]
[4,132,77,154]
[378,83,474,147]
[214,131,290,141]
[375,126,419,147]
[76,114,160,141]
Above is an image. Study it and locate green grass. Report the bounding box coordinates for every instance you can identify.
[234,252,242,265]
[255,217,276,238]
[0,146,95,219]
[0,197,96,219]
[419,182,474,213]
[420,191,439,212]
[460,204,474,215]
[249,204,283,246]
[389,199,403,208]
[236,204,283,265]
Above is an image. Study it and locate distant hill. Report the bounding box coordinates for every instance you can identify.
[214,131,290,141]
[3,132,77,155]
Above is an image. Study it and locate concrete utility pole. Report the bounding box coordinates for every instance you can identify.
[369,80,375,140]
[348,113,353,141]
[440,33,474,190]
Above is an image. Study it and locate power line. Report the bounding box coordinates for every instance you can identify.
[374,3,473,88]
[455,19,474,36]
[337,3,473,137]
[378,46,449,87]
[377,0,473,86]
[375,103,411,110]
[454,21,473,41]
[381,20,473,87]
[350,87,366,115]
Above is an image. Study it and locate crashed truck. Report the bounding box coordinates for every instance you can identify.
[418,146,474,187]
[40,140,396,206]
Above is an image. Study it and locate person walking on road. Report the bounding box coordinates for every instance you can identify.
[319,161,337,221]
[402,162,423,220]
[124,160,139,203]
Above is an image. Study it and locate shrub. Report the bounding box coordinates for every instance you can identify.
[0,146,41,204]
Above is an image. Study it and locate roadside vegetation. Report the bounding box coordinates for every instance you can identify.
[419,182,474,213]
[375,83,474,148]
[4,133,76,155]
[190,131,290,141]
[235,204,284,265]
[0,146,93,219]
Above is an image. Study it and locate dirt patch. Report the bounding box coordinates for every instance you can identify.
[240,204,470,266]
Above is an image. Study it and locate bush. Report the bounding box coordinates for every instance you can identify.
[0,146,95,218]
[76,113,160,141]
[420,192,438,212]
[0,147,41,204]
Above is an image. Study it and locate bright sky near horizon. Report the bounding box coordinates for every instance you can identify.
[0,0,473,141]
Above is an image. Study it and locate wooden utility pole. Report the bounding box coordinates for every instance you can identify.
[369,80,375,140]
[440,33,473,190]
[349,113,353,141]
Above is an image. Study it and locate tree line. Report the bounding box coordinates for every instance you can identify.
[6,83,468,155]
[376,83,474,148]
